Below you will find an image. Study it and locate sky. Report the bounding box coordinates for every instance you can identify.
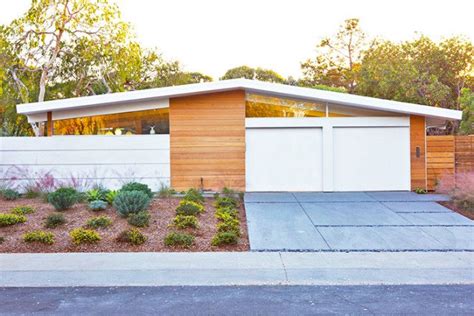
[1,0,473,79]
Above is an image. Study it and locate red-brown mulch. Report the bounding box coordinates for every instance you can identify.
[0,197,249,253]
[439,201,474,220]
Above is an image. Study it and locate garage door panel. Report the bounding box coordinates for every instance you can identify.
[246,128,323,191]
[333,127,410,191]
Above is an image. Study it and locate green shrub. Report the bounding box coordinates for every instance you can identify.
[23,230,55,245]
[120,182,154,199]
[113,190,150,217]
[127,211,151,227]
[86,188,109,202]
[415,188,427,194]
[215,196,239,209]
[106,190,119,205]
[24,187,41,199]
[45,213,66,228]
[0,213,27,227]
[86,216,112,229]
[183,188,205,205]
[211,231,239,246]
[10,206,35,215]
[88,200,108,212]
[2,189,20,201]
[215,208,238,221]
[176,200,204,216]
[172,215,199,229]
[116,228,147,245]
[69,228,101,245]
[48,187,77,211]
[164,232,195,248]
[158,183,176,198]
[217,220,241,236]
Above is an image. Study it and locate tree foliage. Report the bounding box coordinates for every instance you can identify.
[0,0,212,136]
[459,88,474,135]
[301,18,366,93]
[221,65,286,83]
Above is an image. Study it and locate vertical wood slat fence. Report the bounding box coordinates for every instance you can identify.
[427,135,474,191]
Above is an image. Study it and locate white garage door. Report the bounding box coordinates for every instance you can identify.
[246,128,323,191]
[333,127,410,191]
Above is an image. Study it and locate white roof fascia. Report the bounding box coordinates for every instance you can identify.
[16,79,462,120]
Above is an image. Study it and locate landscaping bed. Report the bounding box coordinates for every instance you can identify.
[0,186,249,253]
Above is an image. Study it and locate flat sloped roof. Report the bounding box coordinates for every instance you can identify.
[16,79,462,120]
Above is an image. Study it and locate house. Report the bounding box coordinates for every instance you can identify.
[13,79,462,192]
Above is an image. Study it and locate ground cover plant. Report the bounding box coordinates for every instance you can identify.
[23,230,55,245]
[10,206,35,215]
[86,216,112,229]
[0,183,248,253]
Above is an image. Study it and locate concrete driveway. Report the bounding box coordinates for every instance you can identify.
[244,192,474,251]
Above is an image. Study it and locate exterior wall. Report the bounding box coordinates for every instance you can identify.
[410,115,427,190]
[169,90,246,191]
[0,136,170,191]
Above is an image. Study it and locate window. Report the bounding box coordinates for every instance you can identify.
[246,93,326,118]
[53,108,169,135]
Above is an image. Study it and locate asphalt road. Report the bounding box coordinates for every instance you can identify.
[1,285,473,315]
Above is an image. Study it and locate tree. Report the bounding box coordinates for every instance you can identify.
[301,18,367,93]
[1,0,212,136]
[459,88,474,135]
[357,36,473,110]
[221,65,286,83]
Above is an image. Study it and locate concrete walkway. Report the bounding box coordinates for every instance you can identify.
[1,252,473,287]
[245,192,474,251]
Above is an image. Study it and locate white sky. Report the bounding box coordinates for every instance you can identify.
[1,0,473,79]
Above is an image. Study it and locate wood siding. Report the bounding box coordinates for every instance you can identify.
[169,90,246,191]
[410,115,427,190]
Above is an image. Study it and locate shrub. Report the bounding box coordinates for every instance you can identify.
[88,200,108,212]
[86,216,112,229]
[48,187,77,211]
[158,183,176,198]
[2,189,20,201]
[86,188,109,202]
[10,206,35,215]
[116,228,147,245]
[414,188,427,194]
[164,232,195,248]
[176,200,204,216]
[113,190,150,217]
[127,211,151,227]
[105,190,118,205]
[215,208,238,221]
[211,231,239,246]
[217,220,241,236]
[183,188,205,205]
[45,213,66,228]
[0,236,4,244]
[0,213,27,227]
[23,230,55,245]
[24,187,41,199]
[215,196,239,209]
[172,215,199,229]
[437,172,474,212]
[69,228,101,245]
[121,182,154,199]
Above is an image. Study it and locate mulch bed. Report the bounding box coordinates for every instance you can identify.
[0,196,249,253]
[439,201,474,220]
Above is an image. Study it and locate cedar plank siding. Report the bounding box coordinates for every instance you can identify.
[169,90,246,191]
[410,115,427,190]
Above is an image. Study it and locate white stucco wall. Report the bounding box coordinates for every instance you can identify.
[0,135,170,192]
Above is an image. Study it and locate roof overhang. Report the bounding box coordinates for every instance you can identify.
[16,79,463,121]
